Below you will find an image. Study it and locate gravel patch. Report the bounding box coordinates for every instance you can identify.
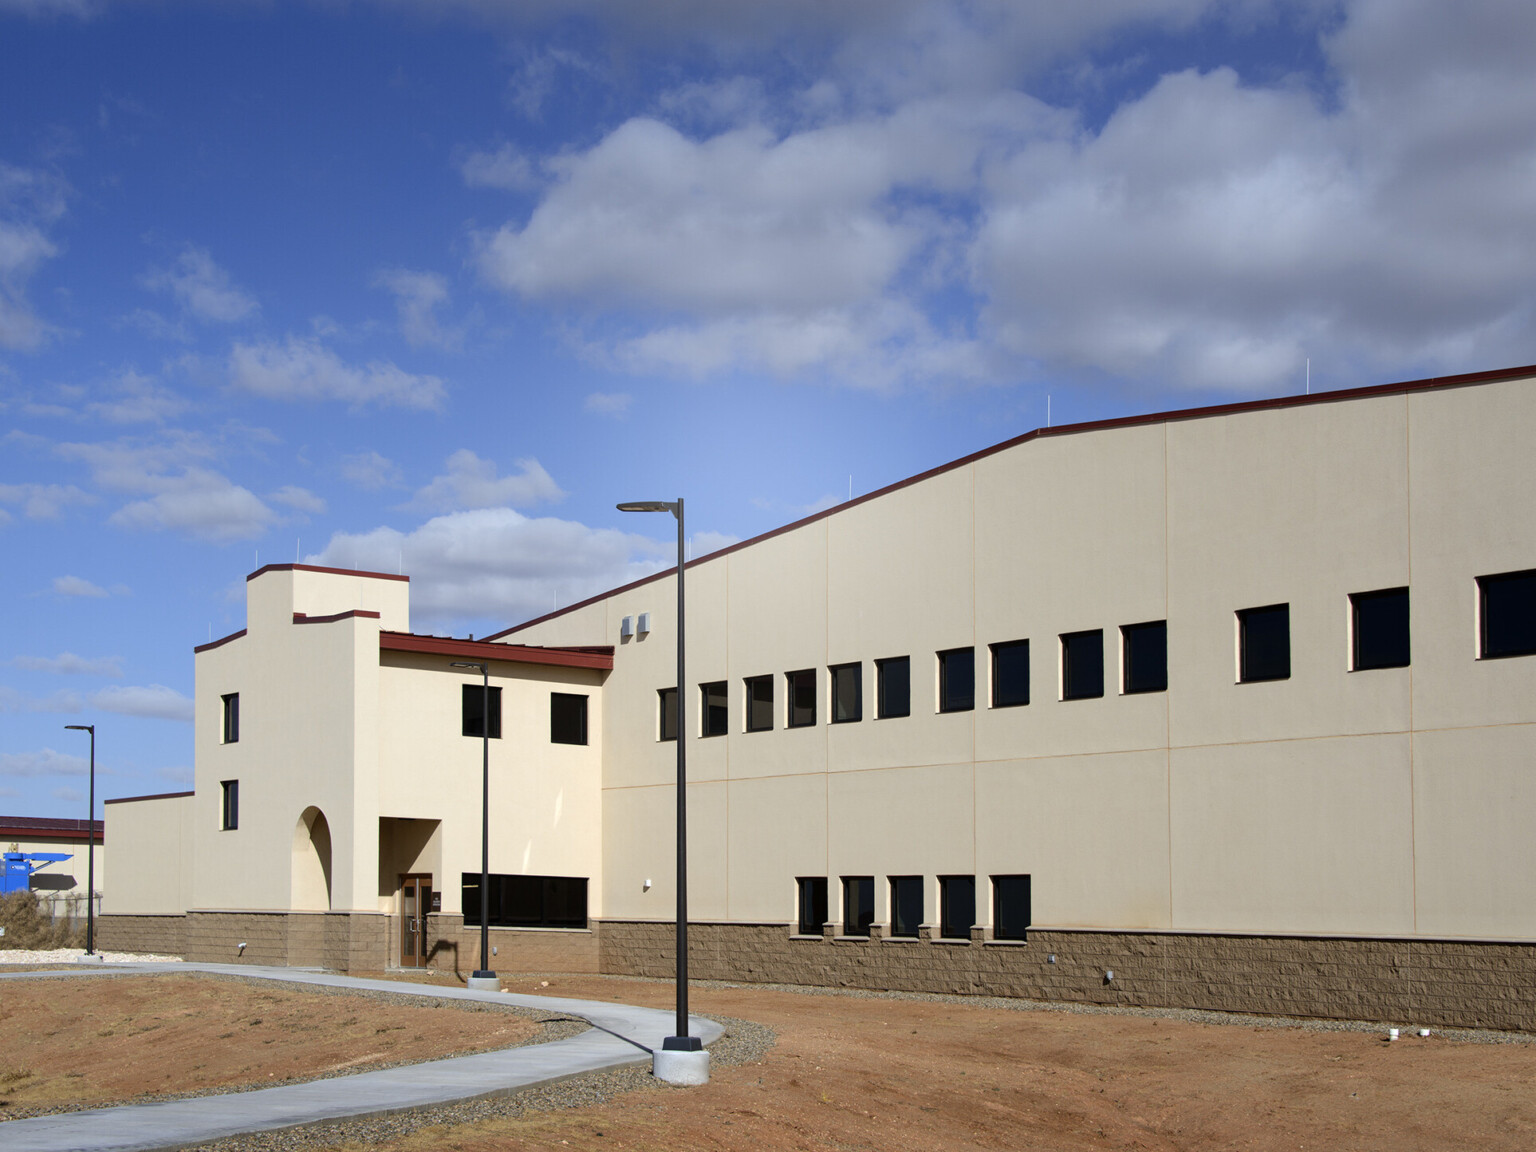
[0,948,182,964]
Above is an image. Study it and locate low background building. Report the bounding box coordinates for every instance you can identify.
[1,814,102,924]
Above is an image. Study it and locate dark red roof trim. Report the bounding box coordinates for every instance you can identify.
[489,362,1536,639]
[294,610,382,624]
[380,631,613,670]
[247,563,409,583]
[103,791,194,806]
[0,816,103,840]
[194,628,246,654]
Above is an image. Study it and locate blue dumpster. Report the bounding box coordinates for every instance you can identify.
[1,851,72,894]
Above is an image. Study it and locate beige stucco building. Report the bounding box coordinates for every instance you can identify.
[104,365,1536,1028]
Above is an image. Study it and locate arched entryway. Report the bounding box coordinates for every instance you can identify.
[292,806,333,911]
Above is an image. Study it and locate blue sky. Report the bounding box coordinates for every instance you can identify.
[4,0,1536,816]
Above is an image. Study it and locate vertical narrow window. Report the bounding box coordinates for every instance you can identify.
[658,687,678,742]
[797,876,828,935]
[939,875,975,940]
[221,693,239,744]
[876,656,910,719]
[938,647,975,712]
[461,684,502,738]
[1479,570,1536,659]
[841,876,874,937]
[786,668,817,728]
[990,640,1029,708]
[220,779,239,831]
[1122,621,1168,694]
[1061,630,1105,699]
[550,693,588,745]
[745,675,774,731]
[830,663,862,723]
[1352,588,1410,670]
[889,876,923,938]
[1238,604,1291,682]
[992,874,1031,941]
[700,681,728,737]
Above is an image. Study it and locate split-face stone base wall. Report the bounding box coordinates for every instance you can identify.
[599,921,1536,1033]
[415,914,600,977]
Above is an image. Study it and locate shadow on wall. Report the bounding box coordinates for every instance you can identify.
[292,807,333,911]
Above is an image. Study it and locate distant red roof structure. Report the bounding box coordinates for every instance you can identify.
[0,816,103,843]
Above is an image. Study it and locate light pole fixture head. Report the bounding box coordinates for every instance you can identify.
[617,500,678,516]
[450,661,487,671]
[65,724,94,733]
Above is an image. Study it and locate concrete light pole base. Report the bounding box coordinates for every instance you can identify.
[652,1048,710,1085]
[466,971,500,992]
[74,954,105,965]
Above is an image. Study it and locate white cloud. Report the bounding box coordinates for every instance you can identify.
[108,468,277,542]
[689,529,740,557]
[0,1,99,16]
[52,574,109,598]
[460,143,539,190]
[375,268,460,349]
[52,785,84,802]
[269,485,327,516]
[309,507,669,625]
[405,450,565,513]
[339,449,404,491]
[0,748,87,778]
[86,370,188,424]
[12,652,125,677]
[157,764,193,784]
[91,683,194,722]
[583,391,631,417]
[142,245,258,323]
[228,336,446,410]
[0,482,93,519]
[0,162,67,350]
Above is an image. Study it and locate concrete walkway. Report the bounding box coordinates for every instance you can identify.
[0,963,723,1152]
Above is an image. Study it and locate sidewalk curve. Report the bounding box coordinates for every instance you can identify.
[0,963,723,1152]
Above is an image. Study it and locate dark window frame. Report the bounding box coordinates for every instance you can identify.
[889,875,923,938]
[700,681,728,737]
[221,692,239,744]
[938,647,975,713]
[461,872,588,929]
[841,876,874,937]
[1479,570,1536,660]
[220,779,238,831]
[992,874,1031,941]
[461,684,503,739]
[876,656,910,719]
[796,876,828,936]
[786,668,817,728]
[745,674,775,732]
[658,687,678,742]
[1351,587,1411,671]
[990,639,1030,708]
[1061,629,1105,700]
[550,692,588,745]
[1238,603,1291,682]
[939,874,976,940]
[1121,620,1168,694]
[830,663,862,723]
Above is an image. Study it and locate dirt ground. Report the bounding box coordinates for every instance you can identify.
[354,972,1536,1152]
[0,973,539,1114]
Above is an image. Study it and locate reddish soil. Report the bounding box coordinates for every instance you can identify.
[354,973,1536,1152]
[0,973,538,1114]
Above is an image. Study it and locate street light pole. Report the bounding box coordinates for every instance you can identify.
[617,498,700,1055]
[451,660,496,989]
[64,724,96,956]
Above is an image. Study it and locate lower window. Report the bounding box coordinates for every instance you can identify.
[889,875,923,938]
[550,693,588,745]
[461,873,588,928]
[939,874,975,940]
[1061,630,1104,699]
[797,876,828,935]
[842,876,874,937]
[1479,570,1536,659]
[220,779,238,831]
[992,874,1031,941]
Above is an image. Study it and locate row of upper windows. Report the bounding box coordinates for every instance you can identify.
[797,874,1032,941]
[656,570,1536,738]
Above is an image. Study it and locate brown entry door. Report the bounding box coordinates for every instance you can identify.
[400,875,432,967]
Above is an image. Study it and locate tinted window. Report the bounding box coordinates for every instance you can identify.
[550,693,587,745]
[1061,630,1104,699]
[462,873,588,929]
[462,684,502,738]
[1122,621,1168,694]
[842,876,874,937]
[993,874,1031,941]
[745,675,774,731]
[830,663,861,723]
[787,669,817,728]
[1480,570,1536,659]
[658,687,678,742]
[797,876,828,935]
[890,876,923,938]
[991,640,1029,708]
[1352,588,1410,670]
[220,780,238,831]
[938,647,975,712]
[939,875,975,939]
[1239,604,1290,682]
[222,693,240,743]
[877,656,910,718]
[701,681,728,737]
